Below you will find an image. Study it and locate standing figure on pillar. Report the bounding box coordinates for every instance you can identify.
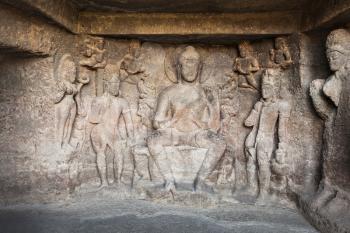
[244,69,291,200]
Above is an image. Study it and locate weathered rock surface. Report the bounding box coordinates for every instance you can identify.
[0,1,350,233]
[0,194,318,233]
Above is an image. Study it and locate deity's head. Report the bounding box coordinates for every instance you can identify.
[275,37,287,50]
[238,41,253,58]
[261,69,277,100]
[276,149,286,164]
[95,37,105,50]
[326,29,350,72]
[57,54,76,84]
[178,46,201,83]
[129,40,142,58]
[104,74,120,97]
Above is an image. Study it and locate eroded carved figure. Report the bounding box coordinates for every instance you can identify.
[234,41,260,90]
[244,69,291,199]
[270,146,290,195]
[119,41,156,128]
[120,40,145,81]
[80,36,107,69]
[309,29,350,209]
[147,46,226,192]
[137,75,156,129]
[89,74,135,187]
[269,37,292,69]
[217,74,239,187]
[54,54,84,150]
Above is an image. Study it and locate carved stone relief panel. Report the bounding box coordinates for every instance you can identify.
[1,29,326,208]
[46,36,304,207]
[1,6,350,232]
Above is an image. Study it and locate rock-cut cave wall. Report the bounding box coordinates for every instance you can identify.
[0,1,350,233]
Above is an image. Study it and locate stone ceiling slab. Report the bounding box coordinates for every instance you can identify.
[0,0,78,33]
[73,0,308,13]
[79,11,300,37]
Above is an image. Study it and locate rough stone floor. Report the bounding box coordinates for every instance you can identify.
[0,193,319,233]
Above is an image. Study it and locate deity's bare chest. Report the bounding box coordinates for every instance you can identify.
[171,86,206,112]
[275,50,285,64]
[102,100,123,122]
[237,57,254,72]
[258,103,279,133]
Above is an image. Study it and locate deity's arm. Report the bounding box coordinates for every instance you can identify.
[323,74,342,107]
[284,49,292,62]
[244,101,262,127]
[122,102,135,139]
[75,83,86,115]
[269,49,276,63]
[310,79,336,120]
[278,100,291,146]
[271,160,290,176]
[249,58,260,72]
[235,59,248,75]
[281,49,292,69]
[119,69,129,82]
[93,56,107,69]
[54,90,65,104]
[95,49,106,63]
[53,81,67,104]
[153,90,170,129]
[206,88,221,132]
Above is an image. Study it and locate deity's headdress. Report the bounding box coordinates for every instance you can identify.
[326,29,350,53]
[175,46,202,83]
[275,37,287,47]
[262,69,276,86]
[179,46,200,64]
[238,41,253,53]
[106,73,120,84]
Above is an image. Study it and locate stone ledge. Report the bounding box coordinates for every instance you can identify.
[78,11,301,36]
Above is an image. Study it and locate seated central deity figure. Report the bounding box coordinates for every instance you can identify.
[147,46,227,192]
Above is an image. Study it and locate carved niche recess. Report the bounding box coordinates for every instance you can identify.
[54,36,299,204]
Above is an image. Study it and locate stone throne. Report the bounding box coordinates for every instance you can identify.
[132,145,209,189]
[163,146,208,186]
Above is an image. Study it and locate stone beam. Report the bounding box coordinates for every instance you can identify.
[0,0,79,33]
[78,11,300,36]
[302,0,350,30]
[0,4,59,55]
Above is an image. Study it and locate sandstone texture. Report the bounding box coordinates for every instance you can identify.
[0,1,350,233]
